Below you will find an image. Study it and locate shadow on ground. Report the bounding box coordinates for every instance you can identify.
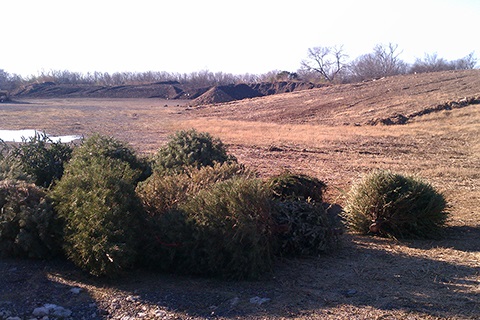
[0,258,101,319]
[46,232,479,319]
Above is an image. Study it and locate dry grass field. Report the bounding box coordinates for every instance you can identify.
[0,70,479,319]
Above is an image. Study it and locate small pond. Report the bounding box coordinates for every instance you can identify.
[0,129,81,143]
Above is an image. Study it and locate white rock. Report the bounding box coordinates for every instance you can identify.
[249,296,271,305]
[32,307,49,317]
[70,287,82,294]
[32,304,72,318]
[44,304,58,310]
[126,295,140,302]
[51,306,72,318]
[0,310,12,318]
[229,297,240,307]
[154,309,167,317]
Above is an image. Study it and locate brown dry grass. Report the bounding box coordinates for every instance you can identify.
[0,71,479,319]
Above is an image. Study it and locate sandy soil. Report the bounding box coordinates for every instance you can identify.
[0,70,479,319]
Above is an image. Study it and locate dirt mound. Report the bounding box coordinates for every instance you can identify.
[251,81,323,95]
[221,83,262,100]
[191,87,235,105]
[191,84,263,105]
[191,82,318,105]
[13,81,322,103]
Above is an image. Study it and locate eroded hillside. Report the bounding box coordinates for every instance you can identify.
[193,69,480,125]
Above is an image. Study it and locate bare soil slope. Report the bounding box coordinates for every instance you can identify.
[194,69,480,125]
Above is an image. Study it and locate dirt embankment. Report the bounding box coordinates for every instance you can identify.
[12,81,322,103]
[12,81,189,99]
[191,82,324,106]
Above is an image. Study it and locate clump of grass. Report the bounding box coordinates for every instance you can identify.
[344,170,449,239]
[153,129,236,173]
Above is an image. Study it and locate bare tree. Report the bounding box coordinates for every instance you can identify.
[450,51,477,70]
[0,69,23,91]
[301,45,348,82]
[409,53,451,73]
[0,69,9,90]
[410,51,477,74]
[350,43,407,81]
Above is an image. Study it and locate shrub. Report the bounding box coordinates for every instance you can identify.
[343,170,448,239]
[136,208,192,273]
[136,162,258,274]
[266,172,339,257]
[0,180,62,259]
[73,133,151,182]
[179,178,274,279]
[271,200,340,257]
[6,132,73,187]
[51,154,144,277]
[136,162,254,216]
[266,171,326,202]
[139,177,274,279]
[153,129,236,173]
[0,142,30,182]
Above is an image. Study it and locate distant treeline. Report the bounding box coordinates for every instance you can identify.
[0,69,276,91]
[1,43,477,91]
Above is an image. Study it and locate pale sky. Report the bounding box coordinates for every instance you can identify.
[1,0,479,77]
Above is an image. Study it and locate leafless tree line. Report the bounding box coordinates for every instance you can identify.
[0,69,268,91]
[0,44,477,91]
[301,43,478,83]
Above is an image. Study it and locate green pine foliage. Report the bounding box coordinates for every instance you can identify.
[0,143,30,182]
[271,200,340,257]
[266,172,326,202]
[266,172,339,258]
[153,129,236,173]
[136,163,261,277]
[5,132,73,187]
[136,162,254,216]
[72,133,151,181]
[0,180,62,259]
[177,178,274,279]
[344,170,449,239]
[0,128,398,278]
[51,135,145,277]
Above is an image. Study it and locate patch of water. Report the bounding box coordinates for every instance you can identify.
[0,129,81,143]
